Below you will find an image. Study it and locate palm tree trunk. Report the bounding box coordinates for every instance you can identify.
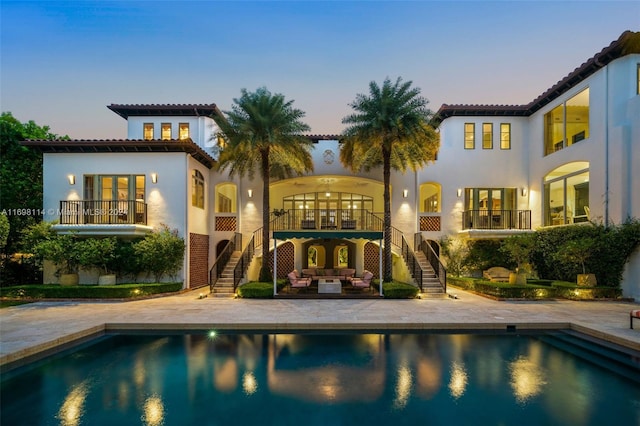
[260,148,273,282]
[383,148,392,282]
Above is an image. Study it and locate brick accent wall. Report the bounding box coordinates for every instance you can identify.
[420,216,441,231]
[215,216,237,231]
[189,233,209,288]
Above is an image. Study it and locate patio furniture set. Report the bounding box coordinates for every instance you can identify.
[287,269,374,294]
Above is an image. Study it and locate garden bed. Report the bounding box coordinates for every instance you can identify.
[0,282,183,300]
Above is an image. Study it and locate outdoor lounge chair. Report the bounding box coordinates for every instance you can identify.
[288,271,311,289]
[351,270,373,291]
[631,310,640,329]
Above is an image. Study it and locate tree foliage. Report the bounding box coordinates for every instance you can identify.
[0,112,68,254]
[213,87,313,282]
[133,225,185,282]
[341,77,439,281]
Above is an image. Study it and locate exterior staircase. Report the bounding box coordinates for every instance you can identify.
[210,251,242,296]
[414,251,446,297]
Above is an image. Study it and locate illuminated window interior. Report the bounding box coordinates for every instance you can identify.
[143,123,154,140]
[179,123,190,140]
[544,88,589,156]
[500,123,511,149]
[482,123,493,149]
[464,123,475,149]
[161,123,172,140]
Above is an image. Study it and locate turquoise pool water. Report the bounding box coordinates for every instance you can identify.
[1,331,639,425]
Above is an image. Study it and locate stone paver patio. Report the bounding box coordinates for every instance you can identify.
[1,288,639,369]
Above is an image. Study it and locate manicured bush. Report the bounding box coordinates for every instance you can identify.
[134,225,185,282]
[0,282,182,299]
[383,282,419,299]
[237,281,285,298]
[78,237,117,280]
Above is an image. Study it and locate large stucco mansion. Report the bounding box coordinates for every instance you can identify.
[25,31,640,299]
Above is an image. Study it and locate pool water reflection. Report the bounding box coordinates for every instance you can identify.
[2,331,639,425]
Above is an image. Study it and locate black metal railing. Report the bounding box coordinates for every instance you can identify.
[270,209,383,231]
[209,232,241,292]
[462,210,531,230]
[59,200,147,225]
[233,229,258,291]
[415,233,447,293]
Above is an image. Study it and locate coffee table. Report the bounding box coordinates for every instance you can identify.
[318,279,342,294]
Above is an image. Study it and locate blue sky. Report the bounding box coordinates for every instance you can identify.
[1,1,638,138]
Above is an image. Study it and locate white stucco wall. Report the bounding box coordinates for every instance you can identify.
[126,116,218,149]
[42,151,190,284]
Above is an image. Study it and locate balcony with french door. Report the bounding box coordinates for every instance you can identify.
[460,209,532,239]
[52,200,152,236]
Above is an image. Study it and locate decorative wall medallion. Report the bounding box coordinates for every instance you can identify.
[323,149,335,164]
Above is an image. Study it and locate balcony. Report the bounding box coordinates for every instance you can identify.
[59,200,147,224]
[53,200,151,237]
[462,210,531,230]
[270,209,384,240]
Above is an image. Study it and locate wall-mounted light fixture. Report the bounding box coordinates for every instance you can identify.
[457,188,462,197]
[247,189,253,198]
[151,173,158,184]
[402,189,408,198]
[67,175,76,185]
[521,187,527,197]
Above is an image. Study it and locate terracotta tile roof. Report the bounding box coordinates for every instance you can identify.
[107,104,222,120]
[435,31,640,123]
[22,139,216,169]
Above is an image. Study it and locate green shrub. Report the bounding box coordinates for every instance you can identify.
[134,225,185,282]
[383,282,419,299]
[78,237,117,279]
[531,219,640,286]
[237,281,276,298]
[464,240,513,273]
[0,282,182,299]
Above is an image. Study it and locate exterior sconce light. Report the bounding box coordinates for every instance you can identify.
[67,175,76,185]
[521,187,527,197]
[248,189,253,198]
[457,188,462,197]
[151,173,158,184]
[402,189,408,198]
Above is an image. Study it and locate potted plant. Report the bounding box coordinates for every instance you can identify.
[556,238,597,287]
[78,237,117,285]
[500,234,535,285]
[33,233,82,285]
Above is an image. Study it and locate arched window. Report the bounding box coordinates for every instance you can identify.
[336,245,348,268]
[192,170,205,209]
[544,162,589,226]
[419,182,441,213]
[215,183,237,213]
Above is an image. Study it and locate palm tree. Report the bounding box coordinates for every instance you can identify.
[341,77,439,282]
[213,87,313,281]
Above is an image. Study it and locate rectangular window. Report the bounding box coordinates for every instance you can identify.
[482,123,493,149]
[179,123,190,140]
[464,123,475,149]
[143,123,154,140]
[161,123,172,140]
[544,88,589,156]
[500,123,511,149]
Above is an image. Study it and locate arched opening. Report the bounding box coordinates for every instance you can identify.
[215,183,237,213]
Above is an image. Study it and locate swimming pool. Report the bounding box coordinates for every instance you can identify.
[2,330,639,425]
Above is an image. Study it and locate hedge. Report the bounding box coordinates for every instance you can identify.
[237,281,286,298]
[0,282,183,299]
[382,282,419,299]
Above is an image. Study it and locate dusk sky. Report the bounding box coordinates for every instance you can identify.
[1,1,638,139]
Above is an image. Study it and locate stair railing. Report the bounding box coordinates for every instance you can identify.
[209,232,242,292]
[415,233,447,293]
[389,226,423,291]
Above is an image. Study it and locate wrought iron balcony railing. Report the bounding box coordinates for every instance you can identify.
[59,200,147,225]
[462,209,531,230]
[270,209,383,232]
